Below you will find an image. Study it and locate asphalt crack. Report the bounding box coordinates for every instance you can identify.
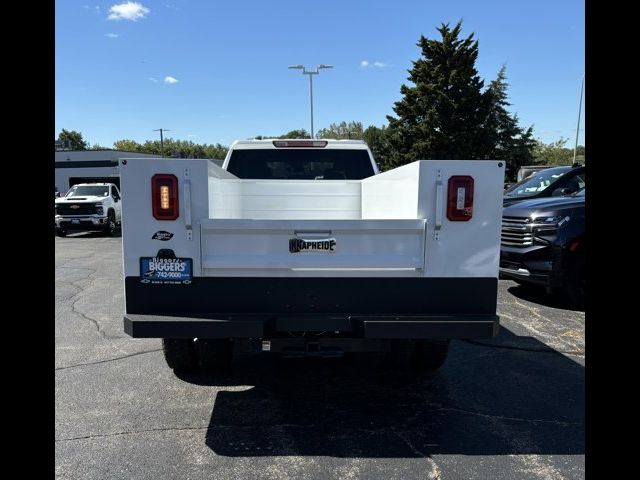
[56,425,210,443]
[429,405,583,427]
[55,348,162,371]
[56,406,582,444]
[63,264,124,341]
[391,429,442,479]
[56,424,411,443]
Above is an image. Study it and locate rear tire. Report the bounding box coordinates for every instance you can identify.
[197,339,234,371]
[388,339,450,374]
[162,338,198,372]
[55,228,67,237]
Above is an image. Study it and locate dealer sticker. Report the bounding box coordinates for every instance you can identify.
[140,257,192,284]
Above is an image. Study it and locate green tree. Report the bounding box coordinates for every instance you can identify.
[89,143,110,150]
[255,129,310,140]
[484,66,536,180]
[58,129,88,150]
[386,21,492,168]
[363,125,393,170]
[532,137,585,166]
[280,129,310,139]
[204,143,229,159]
[317,121,364,139]
[112,138,228,159]
[385,21,535,172]
[113,139,144,152]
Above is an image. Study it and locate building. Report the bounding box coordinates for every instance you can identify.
[55,150,224,194]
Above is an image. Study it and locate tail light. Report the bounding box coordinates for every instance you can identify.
[152,174,179,220]
[447,175,474,221]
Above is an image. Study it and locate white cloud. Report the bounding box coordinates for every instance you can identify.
[187,134,197,138]
[164,76,179,84]
[107,2,150,21]
[105,33,119,38]
[149,77,158,82]
[361,60,388,69]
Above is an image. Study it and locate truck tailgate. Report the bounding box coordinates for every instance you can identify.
[200,219,426,274]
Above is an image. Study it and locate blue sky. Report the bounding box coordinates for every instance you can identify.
[55,0,585,148]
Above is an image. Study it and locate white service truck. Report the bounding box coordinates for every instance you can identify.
[55,182,121,236]
[120,139,505,375]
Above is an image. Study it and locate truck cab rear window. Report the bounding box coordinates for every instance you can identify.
[227,149,375,180]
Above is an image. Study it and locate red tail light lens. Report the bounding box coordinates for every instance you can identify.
[152,174,179,220]
[447,175,474,221]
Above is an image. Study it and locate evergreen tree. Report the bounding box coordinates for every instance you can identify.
[484,66,536,180]
[386,21,492,167]
[363,125,393,171]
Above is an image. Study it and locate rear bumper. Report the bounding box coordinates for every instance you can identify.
[124,313,499,339]
[124,276,499,339]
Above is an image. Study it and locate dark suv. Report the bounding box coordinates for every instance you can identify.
[503,165,585,207]
[500,189,585,306]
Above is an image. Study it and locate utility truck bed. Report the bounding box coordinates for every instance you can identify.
[120,139,504,374]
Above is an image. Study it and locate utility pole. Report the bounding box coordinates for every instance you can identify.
[153,128,170,158]
[573,75,584,164]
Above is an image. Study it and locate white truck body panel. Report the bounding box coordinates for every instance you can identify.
[120,157,504,279]
[121,140,504,345]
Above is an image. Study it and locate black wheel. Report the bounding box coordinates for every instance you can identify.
[387,339,450,374]
[162,338,198,371]
[104,210,116,236]
[55,228,67,237]
[412,339,450,373]
[564,257,585,308]
[197,339,234,371]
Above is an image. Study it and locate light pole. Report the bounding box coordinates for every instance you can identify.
[153,128,170,157]
[288,64,333,138]
[573,75,584,164]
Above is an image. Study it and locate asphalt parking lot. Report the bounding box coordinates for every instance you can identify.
[55,234,584,480]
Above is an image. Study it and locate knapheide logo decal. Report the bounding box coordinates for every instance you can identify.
[289,237,337,253]
[152,231,174,241]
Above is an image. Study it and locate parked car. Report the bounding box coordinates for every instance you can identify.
[516,165,552,182]
[503,165,585,207]
[54,183,122,237]
[500,188,585,306]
